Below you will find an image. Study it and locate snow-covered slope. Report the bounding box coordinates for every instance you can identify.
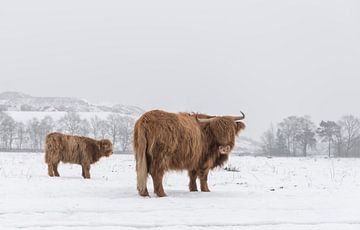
[1,153,360,229]
[0,91,143,115]
[234,136,262,156]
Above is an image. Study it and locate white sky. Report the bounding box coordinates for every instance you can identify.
[1,0,359,139]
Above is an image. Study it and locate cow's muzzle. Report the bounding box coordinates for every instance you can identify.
[219,145,231,155]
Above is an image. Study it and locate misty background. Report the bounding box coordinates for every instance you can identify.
[1,0,360,140]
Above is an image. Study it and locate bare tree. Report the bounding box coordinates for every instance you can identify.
[90,116,102,138]
[27,118,42,150]
[338,115,360,157]
[275,129,288,156]
[106,114,123,148]
[39,116,55,147]
[16,121,27,149]
[295,116,316,157]
[58,112,82,134]
[278,116,301,155]
[277,116,316,156]
[0,113,5,149]
[334,127,343,157]
[118,116,135,152]
[317,120,340,157]
[261,124,276,156]
[79,119,90,136]
[0,114,16,150]
[98,119,109,139]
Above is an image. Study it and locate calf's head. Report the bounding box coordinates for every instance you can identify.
[99,139,113,157]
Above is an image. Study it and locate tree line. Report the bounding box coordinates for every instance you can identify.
[0,111,135,153]
[261,115,360,157]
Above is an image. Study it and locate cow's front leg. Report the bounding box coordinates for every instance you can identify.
[199,168,210,192]
[150,169,167,197]
[82,164,91,179]
[188,170,198,192]
[48,164,54,177]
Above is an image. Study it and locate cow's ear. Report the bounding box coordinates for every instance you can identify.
[235,122,246,134]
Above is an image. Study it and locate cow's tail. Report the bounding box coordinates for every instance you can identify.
[133,124,149,197]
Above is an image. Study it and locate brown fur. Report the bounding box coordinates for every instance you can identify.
[133,110,246,197]
[45,132,113,179]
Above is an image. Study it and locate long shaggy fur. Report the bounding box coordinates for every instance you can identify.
[133,110,246,197]
[45,132,113,179]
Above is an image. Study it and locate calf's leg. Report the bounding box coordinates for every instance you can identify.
[188,170,198,192]
[82,164,91,179]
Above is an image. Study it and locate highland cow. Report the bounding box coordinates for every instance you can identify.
[133,110,246,197]
[45,132,113,179]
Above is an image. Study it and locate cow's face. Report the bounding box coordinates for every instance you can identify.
[209,117,246,155]
[100,139,113,157]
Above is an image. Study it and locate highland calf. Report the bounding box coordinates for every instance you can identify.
[133,110,246,197]
[45,132,113,179]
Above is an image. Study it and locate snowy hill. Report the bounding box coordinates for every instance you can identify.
[0,91,258,154]
[0,91,143,115]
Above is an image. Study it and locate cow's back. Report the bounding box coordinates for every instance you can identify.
[135,110,203,170]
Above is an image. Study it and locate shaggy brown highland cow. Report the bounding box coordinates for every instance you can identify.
[133,110,246,197]
[45,132,113,179]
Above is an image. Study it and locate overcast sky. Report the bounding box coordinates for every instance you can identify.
[1,0,359,139]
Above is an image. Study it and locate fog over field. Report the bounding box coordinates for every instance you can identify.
[1,0,360,139]
[1,1,360,229]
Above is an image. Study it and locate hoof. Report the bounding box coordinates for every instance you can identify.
[139,191,150,197]
[156,192,167,197]
[138,188,150,197]
[155,189,167,197]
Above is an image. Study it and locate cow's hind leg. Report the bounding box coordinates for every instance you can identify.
[199,168,210,192]
[53,162,60,177]
[188,170,198,192]
[150,169,166,197]
[82,166,85,178]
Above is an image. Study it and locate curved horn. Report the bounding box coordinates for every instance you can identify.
[232,111,245,121]
[196,114,215,123]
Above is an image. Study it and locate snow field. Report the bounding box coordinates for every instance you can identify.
[1,153,360,229]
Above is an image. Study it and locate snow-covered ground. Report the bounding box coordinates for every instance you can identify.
[1,153,360,229]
